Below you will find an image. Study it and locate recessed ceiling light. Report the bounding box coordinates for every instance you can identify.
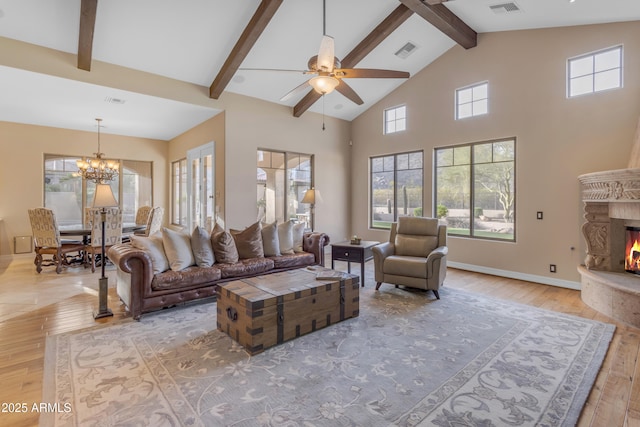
[233,75,245,84]
[0,9,5,18]
[334,104,343,110]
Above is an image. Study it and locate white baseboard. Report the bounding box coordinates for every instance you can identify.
[448,261,581,291]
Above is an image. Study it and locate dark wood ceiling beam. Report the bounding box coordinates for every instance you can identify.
[424,0,448,5]
[77,0,98,71]
[209,0,283,99]
[293,4,413,117]
[399,0,476,49]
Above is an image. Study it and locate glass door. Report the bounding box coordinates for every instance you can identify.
[187,142,215,231]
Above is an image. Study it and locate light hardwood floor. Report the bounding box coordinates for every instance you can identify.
[0,255,639,427]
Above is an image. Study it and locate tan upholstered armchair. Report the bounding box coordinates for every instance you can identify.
[372,216,448,299]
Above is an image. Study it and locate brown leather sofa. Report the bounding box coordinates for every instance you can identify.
[108,232,329,320]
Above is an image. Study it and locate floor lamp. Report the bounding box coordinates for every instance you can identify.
[301,188,322,231]
[92,183,117,319]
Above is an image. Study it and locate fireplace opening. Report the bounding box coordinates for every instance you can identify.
[625,227,640,274]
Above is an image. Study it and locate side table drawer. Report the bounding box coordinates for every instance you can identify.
[333,247,363,262]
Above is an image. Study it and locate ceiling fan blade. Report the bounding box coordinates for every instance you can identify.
[335,80,363,105]
[317,35,335,72]
[334,68,410,79]
[280,80,312,102]
[238,67,309,73]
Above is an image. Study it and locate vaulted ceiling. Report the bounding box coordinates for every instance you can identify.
[0,0,639,139]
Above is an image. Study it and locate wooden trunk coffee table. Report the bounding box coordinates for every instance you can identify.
[216,267,359,355]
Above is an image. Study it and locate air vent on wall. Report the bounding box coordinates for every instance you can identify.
[104,96,126,104]
[395,42,418,59]
[489,2,521,14]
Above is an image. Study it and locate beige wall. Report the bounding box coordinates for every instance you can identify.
[169,113,226,225]
[222,92,352,241]
[351,21,640,285]
[0,121,168,256]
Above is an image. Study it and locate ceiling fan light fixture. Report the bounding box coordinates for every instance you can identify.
[309,75,339,95]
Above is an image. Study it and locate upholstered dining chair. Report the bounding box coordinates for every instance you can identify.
[135,206,164,237]
[372,216,448,299]
[86,207,123,273]
[135,205,153,226]
[28,208,85,274]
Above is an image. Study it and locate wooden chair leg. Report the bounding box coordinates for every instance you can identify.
[375,282,382,290]
[35,253,43,274]
[433,290,440,300]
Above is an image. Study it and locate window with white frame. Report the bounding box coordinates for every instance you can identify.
[171,158,187,226]
[384,105,406,134]
[455,82,488,120]
[568,45,622,98]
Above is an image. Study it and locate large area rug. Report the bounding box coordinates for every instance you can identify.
[42,287,614,427]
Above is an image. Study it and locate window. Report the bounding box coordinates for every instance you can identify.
[455,82,488,120]
[568,45,622,97]
[171,158,187,226]
[257,150,314,229]
[434,139,515,241]
[384,105,406,134]
[44,154,152,226]
[370,151,423,229]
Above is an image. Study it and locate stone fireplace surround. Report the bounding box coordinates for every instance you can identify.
[579,168,640,328]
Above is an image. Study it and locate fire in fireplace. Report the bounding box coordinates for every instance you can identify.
[625,227,640,274]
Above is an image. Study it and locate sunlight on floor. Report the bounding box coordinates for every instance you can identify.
[0,254,117,322]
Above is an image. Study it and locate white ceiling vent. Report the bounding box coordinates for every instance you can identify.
[104,96,126,104]
[489,2,521,14]
[395,42,418,59]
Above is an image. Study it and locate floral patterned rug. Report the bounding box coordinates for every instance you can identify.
[42,287,614,427]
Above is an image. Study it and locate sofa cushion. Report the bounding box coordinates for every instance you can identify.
[218,257,275,279]
[162,227,196,271]
[261,221,280,257]
[277,220,295,255]
[151,265,222,291]
[269,252,315,269]
[211,225,239,264]
[130,233,169,274]
[191,226,215,267]
[231,221,264,259]
[292,223,306,253]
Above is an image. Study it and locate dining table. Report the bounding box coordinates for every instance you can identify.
[59,223,146,245]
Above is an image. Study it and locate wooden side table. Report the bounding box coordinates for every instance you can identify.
[330,240,379,287]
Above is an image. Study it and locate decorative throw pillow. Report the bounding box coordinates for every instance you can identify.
[231,221,264,259]
[162,227,196,271]
[292,222,306,253]
[130,233,169,274]
[277,220,295,255]
[261,221,280,257]
[211,224,239,264]
[191,226,215,267]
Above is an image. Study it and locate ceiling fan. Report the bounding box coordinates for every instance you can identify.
[240,0,410,106]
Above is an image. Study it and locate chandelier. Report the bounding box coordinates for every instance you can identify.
[76,118,119,183]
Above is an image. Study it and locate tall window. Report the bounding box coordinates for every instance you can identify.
[384,105,406,134]
[370,151,423,229]
[455,82,488,120]
[44,154,152,226]
[257,150,313,229]
[434,139,515,241]
[171,158,187,226]
[568,45,622,97]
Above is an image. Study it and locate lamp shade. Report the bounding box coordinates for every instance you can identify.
[92,183,118,208]
[301,188,322,204]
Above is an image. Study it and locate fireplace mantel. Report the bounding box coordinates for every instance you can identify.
[579,168,640,204]
[579,167,640,328]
